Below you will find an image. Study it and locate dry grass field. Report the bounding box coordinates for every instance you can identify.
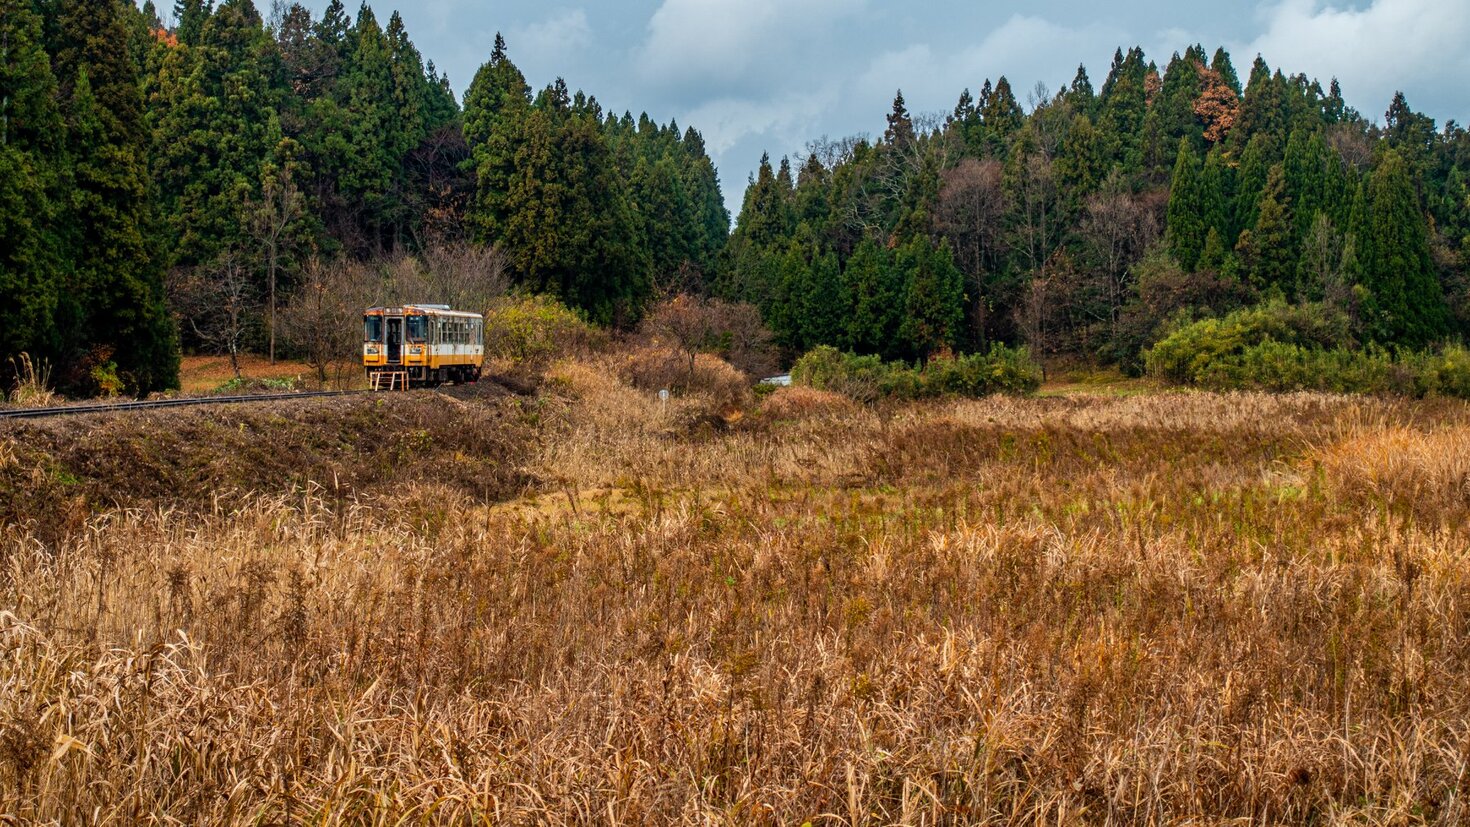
[177,354,367,393]
[3,356,1470,824]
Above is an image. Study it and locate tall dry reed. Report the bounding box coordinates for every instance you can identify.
[3,371,1469,824]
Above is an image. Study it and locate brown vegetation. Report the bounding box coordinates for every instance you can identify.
[639,293,780,380]
[3,368,1470,823]
[758,385,859,421]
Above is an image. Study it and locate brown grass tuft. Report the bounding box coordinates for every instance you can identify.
[5,353,57,407]
[759,385,859,420]
[617,346,753,414]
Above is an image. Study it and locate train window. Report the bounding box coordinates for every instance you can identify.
[406,316,427,342]
[364,316,383,342]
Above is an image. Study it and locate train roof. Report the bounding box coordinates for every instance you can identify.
[364,305,484,319]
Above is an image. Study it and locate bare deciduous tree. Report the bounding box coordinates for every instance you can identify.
[389,240,509,316]
[1300,213,1361,330]
[937,158,1008,280]
[168,256,258,379]
[640,294,778,380]
[246,154,305,364]
[938,158,1010,342]
[279,257,374,387]
[805,134,865,171]
[1079,173,1160,337]
[1009,147,1059,275]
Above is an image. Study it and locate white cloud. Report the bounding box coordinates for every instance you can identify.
[854,15,1128,120]
[507,9,593,80]
[636,0,866,100]
[1238,0,1470,122]
[682,89,837,158]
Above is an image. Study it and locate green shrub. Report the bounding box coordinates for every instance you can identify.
[791,346,915,402]
[791,344,1041,401]
[924,346,1044,397]
[484,294,604,366]
[1420,345,1470,398]
[1145,301,1350,386]
[1146,303,1470,398]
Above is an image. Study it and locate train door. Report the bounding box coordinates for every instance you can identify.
[387,317,403,363]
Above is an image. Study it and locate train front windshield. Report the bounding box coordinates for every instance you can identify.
[364,316,383,342]
[406,316,428,342]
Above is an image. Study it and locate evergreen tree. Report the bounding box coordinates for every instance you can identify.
[1198,226,1228,271]
[884,89,915,147]
[634,154,698,283]
[1282,126,1351,246]
[1323,78,1347,123]
[979,76,1023,154]
[734,153,791,248]
[844,238,903,357]
[1143,48,1205,176]
[772,237,809,347]
[1383,91,1436,190]
[462,33,530,146]
[315,0,352,62]
[1199,145,1233,239]
[1353,149,1448,345]
[1056,114,1107,200]
[1238,164,1296,296]
[1166,140,1206,270]
[463,34,531,243]
[800,249,846,348]
[1067,64,1096,114]
[793,153,830,227]
[1210,47,1240,95]
[898,238,965,357]
[0,0,65,368]
[55,0,178,392]
[173,0,210,47]
[1097,47,1149,169]
[1231,57,1288,151]
[1233,133,1277,239]
[338,5,395,251]
[680,126,729,268]
[950,87,979,154]
[152,0,286,266]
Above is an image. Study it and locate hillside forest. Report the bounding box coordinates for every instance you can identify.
[3,0,1470,395]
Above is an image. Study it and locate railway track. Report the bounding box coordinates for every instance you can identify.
[0,390,366,421]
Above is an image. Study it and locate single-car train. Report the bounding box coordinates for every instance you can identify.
[363,304,484,388]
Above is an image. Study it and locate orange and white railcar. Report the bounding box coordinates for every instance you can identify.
[363,304,483,388]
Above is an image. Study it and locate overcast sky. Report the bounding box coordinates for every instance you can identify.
[261,0,1470,218]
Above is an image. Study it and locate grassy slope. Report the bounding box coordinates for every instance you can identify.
[3,360,1470,823]
[178,354,366,393]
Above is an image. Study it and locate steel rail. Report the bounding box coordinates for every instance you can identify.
[0,390,366,421]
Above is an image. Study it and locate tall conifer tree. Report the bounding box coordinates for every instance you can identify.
[55,0,178,393]
[0,0,65,369]
[1166,140,1206,269]
[1353,150,1448,345]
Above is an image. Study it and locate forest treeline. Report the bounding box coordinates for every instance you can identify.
[0,0,726,394]
[719,46,1470,370]
[4,1,1469,395]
